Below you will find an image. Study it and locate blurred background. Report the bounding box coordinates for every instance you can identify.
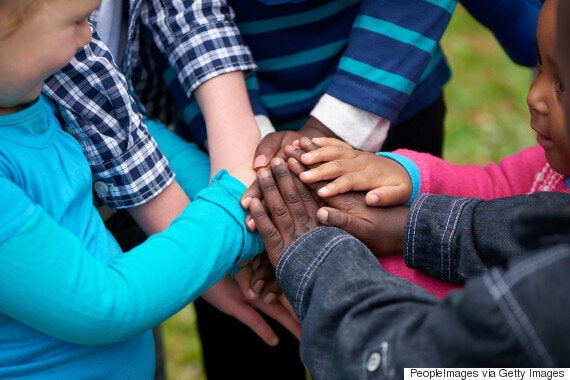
[161,4,536,379]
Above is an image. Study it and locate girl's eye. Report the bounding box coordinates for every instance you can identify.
[555,76,565,94]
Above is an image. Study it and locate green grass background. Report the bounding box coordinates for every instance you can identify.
[161,5,536,379]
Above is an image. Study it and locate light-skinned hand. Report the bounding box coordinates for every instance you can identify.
[201,274,301,345]
[295,137,412,206]
[284,146,409,256]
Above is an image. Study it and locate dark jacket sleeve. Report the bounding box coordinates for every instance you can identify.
[276,225,570,379]
[404,192,570,283]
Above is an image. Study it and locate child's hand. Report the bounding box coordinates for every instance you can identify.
[249,158,320,267]
[286,137,412,207]
[235,254,283,304]
[287,156,409,256]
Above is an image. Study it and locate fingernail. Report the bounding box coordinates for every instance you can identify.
[367,194,379,204]
[317,208,329,222]
[253,280,265,293]
[301,153,312,162]
[254,154,267,168]
[246,219,256,231]
[318,186,329,196]
[263,292,277,303]
[247,289,258,300]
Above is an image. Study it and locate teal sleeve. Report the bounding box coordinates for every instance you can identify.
[145,118,211,200]
[0,171,263,345]
[376,152,421,206]
[0,177,38,243]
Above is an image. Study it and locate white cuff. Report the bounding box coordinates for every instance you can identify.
[311,94,391,152]
[255,114,276,138]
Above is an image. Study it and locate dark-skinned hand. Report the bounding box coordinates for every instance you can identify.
[243,117,337,209]
[282,138,410,256]
[248,157,321,267]
[240,118,334,296]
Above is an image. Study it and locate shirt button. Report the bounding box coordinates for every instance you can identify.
[94,181,109,196]
[366,352,381,372]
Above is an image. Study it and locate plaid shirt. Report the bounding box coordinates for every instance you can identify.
[44,0,255,209]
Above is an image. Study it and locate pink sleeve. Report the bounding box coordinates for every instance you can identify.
[378,256,460,298]
[395,145,546,199]
[382,145,547,298]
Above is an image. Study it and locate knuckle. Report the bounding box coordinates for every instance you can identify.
[333,160,348,170]
[283,188,301,204]
[271,203,289,218]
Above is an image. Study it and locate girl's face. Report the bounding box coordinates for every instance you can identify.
[527,0,570,176]
[0,0,101,114]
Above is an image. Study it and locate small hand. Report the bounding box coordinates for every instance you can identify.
[285,152,409,256]
[201,275,301,345]
[249,157,321,267]
[228,159,257,187]
[294,137,412,206]
[234,253,283,303]
[241,117,337,207]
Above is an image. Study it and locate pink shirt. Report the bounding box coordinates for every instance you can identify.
[381,144,569,298]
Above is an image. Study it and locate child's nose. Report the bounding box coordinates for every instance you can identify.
[526,76,549,114]
[77,21,93,48]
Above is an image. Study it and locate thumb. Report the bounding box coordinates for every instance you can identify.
[317,207,353,230]
[365,185,411,207]
[317,207,372,242]
[254,132,284,169]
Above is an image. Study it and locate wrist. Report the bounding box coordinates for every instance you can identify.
[299,117,338,139]
[376,152,421,206]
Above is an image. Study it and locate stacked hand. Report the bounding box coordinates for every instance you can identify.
[247,158,321,267]
[294,137,412,206]
[234,133,410,342]
[242,140,410,259]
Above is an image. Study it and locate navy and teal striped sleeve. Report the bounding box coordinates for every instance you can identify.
[327,0,457,123]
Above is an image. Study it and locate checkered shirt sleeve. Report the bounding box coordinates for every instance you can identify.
[43,31,174,209]
[136,0,256,98]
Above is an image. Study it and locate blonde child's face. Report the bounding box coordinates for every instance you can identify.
[527,0,570,176]
[0,0,101,113]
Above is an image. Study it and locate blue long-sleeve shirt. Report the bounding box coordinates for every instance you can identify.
[0,96,263,378]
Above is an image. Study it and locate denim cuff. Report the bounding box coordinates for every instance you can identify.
[404,194,474,284]
[376,152,420,206]
[276,227,354,320]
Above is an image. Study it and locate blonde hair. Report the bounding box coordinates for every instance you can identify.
[0,0,43,39]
